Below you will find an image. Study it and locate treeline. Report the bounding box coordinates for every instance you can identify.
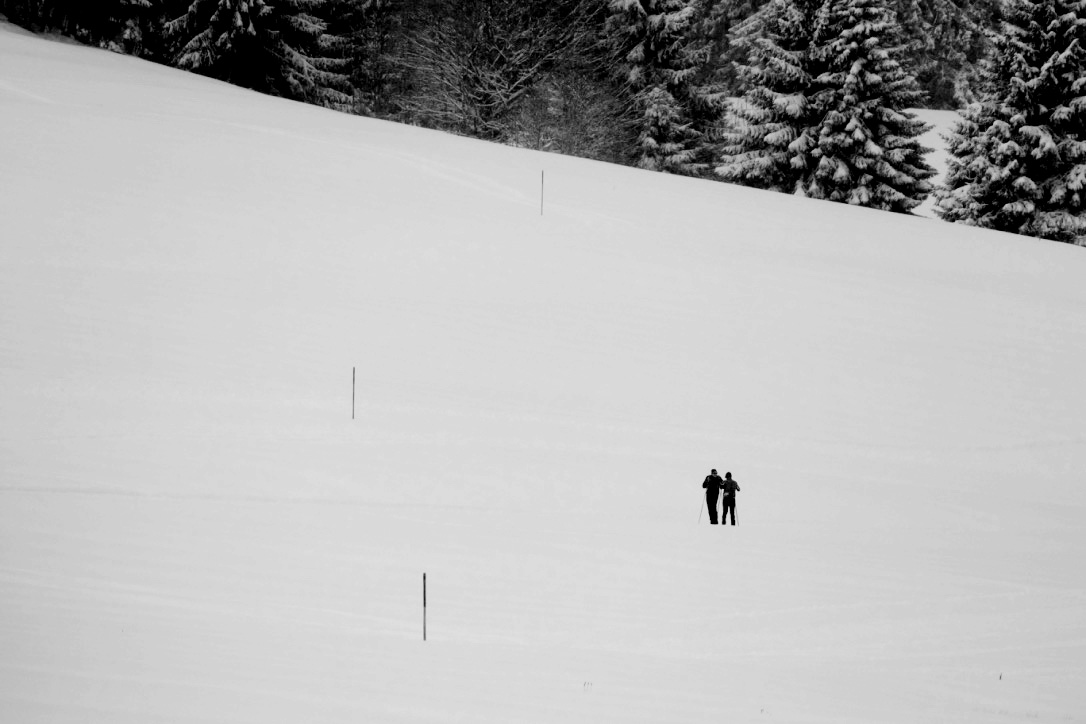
[2,0,1083,244]
[0,0,991,156]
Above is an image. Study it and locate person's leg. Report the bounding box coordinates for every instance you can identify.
[707,493,719,524]
[729,500,737,525]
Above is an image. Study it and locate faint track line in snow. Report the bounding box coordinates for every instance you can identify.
[216,118,539,209]
[746,432,1086,456]
[0,78,54,103]
[131,108,551,213]
[0,485,499,510]
[0,564,407,632]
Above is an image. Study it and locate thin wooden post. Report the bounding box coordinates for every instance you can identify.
[423,572,427,641]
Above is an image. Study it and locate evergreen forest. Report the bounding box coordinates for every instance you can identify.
[2,0,1082,245]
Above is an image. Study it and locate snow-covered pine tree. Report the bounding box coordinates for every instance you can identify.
[168,0,349,107]
[885,0,994,108]
[702,0,773,93]
[716,0,824,191]
[934,0,1086,244]
[607,0,727,175]
[685,1,733,169]
[802,0,935,211]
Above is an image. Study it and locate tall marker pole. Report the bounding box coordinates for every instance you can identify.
[352,367,356,420]
[423,573,427,641]
[541,170,544,216]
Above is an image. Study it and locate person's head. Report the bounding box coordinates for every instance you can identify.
[725,472,732,479]
[711,469,717,475]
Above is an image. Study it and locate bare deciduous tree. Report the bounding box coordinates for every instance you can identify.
[398,0,600,140]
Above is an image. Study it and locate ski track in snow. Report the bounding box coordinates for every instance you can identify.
[0,77,55,104]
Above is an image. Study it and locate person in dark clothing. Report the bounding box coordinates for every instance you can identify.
[721,472,740,525]
[703,469,724,524]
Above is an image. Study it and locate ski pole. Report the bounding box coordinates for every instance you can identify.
[698,497,704,524]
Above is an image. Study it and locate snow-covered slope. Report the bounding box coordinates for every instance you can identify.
[2,20,1085,724]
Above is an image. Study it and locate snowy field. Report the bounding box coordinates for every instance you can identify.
[2,18,1085,724]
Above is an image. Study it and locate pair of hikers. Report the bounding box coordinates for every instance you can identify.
[703,469,740,525]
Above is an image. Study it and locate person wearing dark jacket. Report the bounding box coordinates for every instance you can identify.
[703,469,724,524]
[721,472,740,525]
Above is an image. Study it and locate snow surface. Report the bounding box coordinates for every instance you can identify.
[2,19,1086,724]
[912,108,959,218]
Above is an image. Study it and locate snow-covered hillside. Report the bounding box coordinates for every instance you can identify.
[2,19,1085,724]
